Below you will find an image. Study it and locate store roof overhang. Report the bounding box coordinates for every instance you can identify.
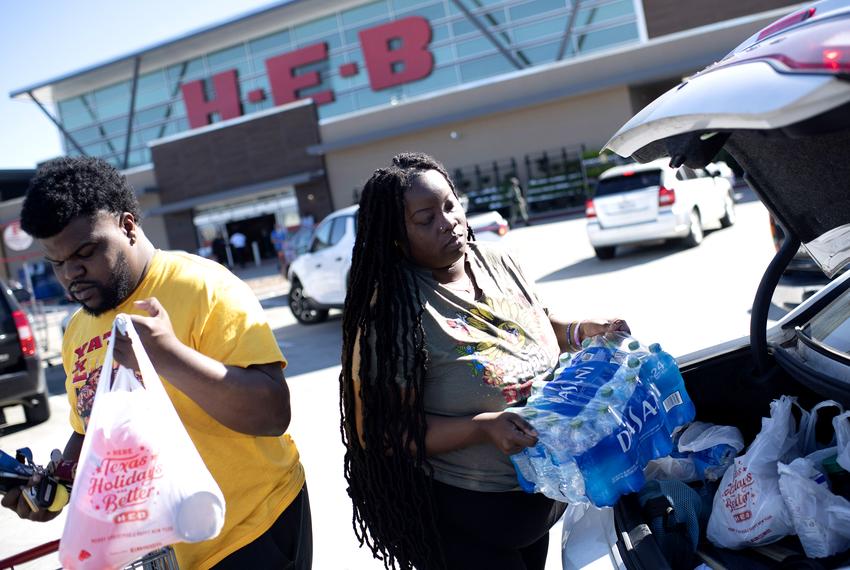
[145,169,324,217]
[310,4,802,155]
[7,0,352,103]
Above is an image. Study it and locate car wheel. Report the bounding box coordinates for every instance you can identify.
[594,246,616,260]
[24,392,50,425]
[719,193,737,228]
[288,278,329,324]
[683,209,704,248]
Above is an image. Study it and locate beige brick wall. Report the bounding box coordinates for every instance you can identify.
[324,86,634,209]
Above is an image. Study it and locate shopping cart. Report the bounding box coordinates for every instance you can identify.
[0,540,178,569]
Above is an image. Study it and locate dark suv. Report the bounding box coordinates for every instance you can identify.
[0,280,49,427]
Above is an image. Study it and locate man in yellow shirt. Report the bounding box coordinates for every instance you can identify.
[1,157,311,569]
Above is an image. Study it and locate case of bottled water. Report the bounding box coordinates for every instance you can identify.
[510,333,695,507]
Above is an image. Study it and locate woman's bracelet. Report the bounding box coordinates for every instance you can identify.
[566,321,583,350]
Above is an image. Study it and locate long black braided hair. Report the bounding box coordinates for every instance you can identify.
[339,152,475,570]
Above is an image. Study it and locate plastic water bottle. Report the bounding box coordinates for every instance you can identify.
[511,444,545,493]
[538,353,618,418]
[566,358,644,505]
[552,457,586,503]
[574,419,646,506]
[555,352,572,375]
[640,343,696,431]
[509,443,586,503]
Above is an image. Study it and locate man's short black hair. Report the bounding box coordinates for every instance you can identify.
[20,156,141,238]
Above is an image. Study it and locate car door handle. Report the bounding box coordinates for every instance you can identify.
[314,263,322,268]
[335,257,343,262]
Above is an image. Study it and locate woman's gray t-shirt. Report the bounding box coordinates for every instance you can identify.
[408,242,560,492]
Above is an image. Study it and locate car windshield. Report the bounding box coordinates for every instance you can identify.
[595,171,661,197]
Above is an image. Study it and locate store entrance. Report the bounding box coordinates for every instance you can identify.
[226,213,277,261]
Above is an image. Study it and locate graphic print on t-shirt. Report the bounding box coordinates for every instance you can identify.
[451,293,554,404]
[69,329,144,428]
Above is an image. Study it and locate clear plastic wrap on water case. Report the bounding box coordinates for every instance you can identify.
[511,333,695,507]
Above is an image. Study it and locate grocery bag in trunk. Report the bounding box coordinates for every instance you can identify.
[778,450,850,558]
[707,396,799,549]
[59,314,225,570]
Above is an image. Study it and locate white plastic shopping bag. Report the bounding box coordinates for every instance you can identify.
[561,502,624,570]
[645,422,745,483]
[707,396,799,549]
[59,314,225,570]
[778,450,850,558]
[835,410,850,473]
[798,400,844,456]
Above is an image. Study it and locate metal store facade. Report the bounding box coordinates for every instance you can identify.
[10,0,801,254]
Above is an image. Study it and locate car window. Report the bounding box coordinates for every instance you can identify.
[802,287,850,354]
[0,289,14,333]
[310,220,333,253]
[676,167,696,181]
[595,170,662,197]
[329,217,347,246]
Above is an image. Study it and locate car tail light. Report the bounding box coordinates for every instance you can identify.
[498,222,508,236]
[585,199,597,218]
[12,310,36,357]
[714,18,850,74]
[769,215,784,251]
[658,186,676,207]
[757,7,816,41]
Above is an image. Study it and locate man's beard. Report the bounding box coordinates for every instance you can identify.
[78,252,135,316]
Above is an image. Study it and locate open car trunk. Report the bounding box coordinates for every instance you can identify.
[603,97,850,569]
[613,326,850,569]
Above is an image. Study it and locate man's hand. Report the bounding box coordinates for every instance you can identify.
[113,297,181,370]
[1,473,63,522]
[473,411,539,455]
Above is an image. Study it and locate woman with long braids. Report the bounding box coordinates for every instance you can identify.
[340,152,629,570]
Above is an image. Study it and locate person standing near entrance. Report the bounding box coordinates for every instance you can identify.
[229,230,248,268]
[508,176,530,227]
[4,157,312,569]
[270,224,289,274]
[212,234,229,268]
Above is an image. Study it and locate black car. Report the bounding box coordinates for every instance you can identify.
[0,280,49,427]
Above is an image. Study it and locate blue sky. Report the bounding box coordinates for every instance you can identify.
[0,0,282,169]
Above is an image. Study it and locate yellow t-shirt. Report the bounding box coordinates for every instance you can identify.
[62,250,305,569]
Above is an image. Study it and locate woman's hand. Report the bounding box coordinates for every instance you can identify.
[473,411,539,455]
[580,318,630,341]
